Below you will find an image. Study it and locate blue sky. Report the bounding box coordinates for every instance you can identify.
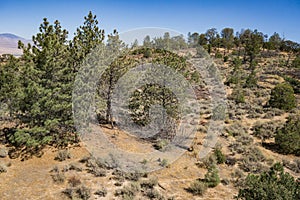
[0,0,300,42]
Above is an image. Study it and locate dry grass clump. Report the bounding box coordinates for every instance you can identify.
[55,149,71,161]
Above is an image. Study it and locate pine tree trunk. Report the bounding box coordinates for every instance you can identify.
[106,69,114,129]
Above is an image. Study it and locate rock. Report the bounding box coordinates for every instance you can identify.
[0,163,7,173]
[0,147,8,158]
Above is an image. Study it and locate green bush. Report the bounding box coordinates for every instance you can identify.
[204,164,220,187]
[231,87,245,104]
[283,75,300,94]
[154,139,169,151]
[225,58,242,86]
[245,70,257,88]
[223,55,229,62]
[269,83,296,111]
[215,52,222,59]
[238,163,300,200]
[159,158,169,167]
[143,48,152,58]
[214,147,226,164]
[275,115,300,155]
[291,56,300,68]
[8,128,51,148]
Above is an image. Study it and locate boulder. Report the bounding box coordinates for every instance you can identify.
[0,147,8,158]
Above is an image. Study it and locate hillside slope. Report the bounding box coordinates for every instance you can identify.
[0,33,31,56]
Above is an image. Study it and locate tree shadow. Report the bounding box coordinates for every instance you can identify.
[262,142,284,154]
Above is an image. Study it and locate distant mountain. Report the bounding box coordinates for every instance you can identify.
[0,33,31,56]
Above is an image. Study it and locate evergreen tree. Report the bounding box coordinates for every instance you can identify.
[269,82,296,111]
[238,163,300,200]
[96,30,129,128]
[188,32,199,47]
[245,69,257,88]
[226,58,243,85]
[205,28,218,47]
[143,35,152,48]
[16,18,74,146]
[71,11,104,71]
[275,115,300,155]
[280,40,300,66]
[198,33,207,46]
[131,39,139,48]
[240,29,264,64]
[0,55,21,118]
[5,12,105,148]
[221,28,234,54]
[234,31,242,56]
[268,32,282,50]
[205,28,218,54]
[291,56,300,68]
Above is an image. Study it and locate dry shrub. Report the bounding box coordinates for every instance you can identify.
[51,171,65,183]
[55,149,71,161]
[115,182,141,199]
[95,187,107,197]
[186,180,207,196]
[68,176,81,187]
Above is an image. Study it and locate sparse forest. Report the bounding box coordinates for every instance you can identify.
[0,11,300,200]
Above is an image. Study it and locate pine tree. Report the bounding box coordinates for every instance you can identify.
[240,29,264,64]
[13,18,74,146]
[0,55,21,118]
[71,11,104,71]
[238,163,300,200]
[245,68,257,88]
[143,35,152,48]
[275,115,300,155]
[226,58,243,86]
[268,32,282,50]
[269,82,296,111]
[221,28,234,55]
[96,30,128,128]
